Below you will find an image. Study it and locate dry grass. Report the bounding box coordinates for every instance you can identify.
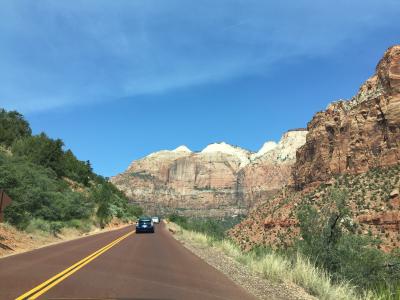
[168,222,378,300]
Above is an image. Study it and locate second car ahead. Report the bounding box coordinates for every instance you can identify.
[136,217,154,233]
[151,216,160,224]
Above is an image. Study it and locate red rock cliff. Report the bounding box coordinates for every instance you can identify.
[293,45,400,189]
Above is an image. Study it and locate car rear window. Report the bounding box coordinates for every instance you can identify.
[138,220,151,225]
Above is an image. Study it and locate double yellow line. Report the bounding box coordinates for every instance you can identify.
[16,231,134,300]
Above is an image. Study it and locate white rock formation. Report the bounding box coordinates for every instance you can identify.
[201,142,252,167]
[173,145,192,153]
[251,141,278,160]
[251,130,307,164]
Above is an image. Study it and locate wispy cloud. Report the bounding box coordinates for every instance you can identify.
[0,0,399,112]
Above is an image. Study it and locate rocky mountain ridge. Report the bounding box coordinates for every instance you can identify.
[111,130,307,216]
[230,45,400,252]
[293,45,400,188]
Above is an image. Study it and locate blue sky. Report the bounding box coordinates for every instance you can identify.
[1,1,399,176]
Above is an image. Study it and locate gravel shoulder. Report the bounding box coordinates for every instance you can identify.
[168,224,316,300]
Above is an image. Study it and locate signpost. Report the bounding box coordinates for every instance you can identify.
[0,190,12,222]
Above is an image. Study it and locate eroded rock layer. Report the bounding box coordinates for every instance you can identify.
[111,131,307,217]
[230,45,400,252]
[293,45,400,188]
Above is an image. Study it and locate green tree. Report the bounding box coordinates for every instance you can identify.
[0,109,32,147]
[91,184,114,228]
[297,188,353,272]
[0,153,94,228]
[63,150,92,186]
[297,187,400,292]
[0,108,142,232]
[125,204,143,219]
[12,133,65,177]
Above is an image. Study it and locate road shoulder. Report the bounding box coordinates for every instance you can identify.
[167,223,315,300]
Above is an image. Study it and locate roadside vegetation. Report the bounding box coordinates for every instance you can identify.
[296,188,400,299]
[168,214,244,240]
[168,221,363,300]
[0,108,143,235]
[168,189,400,300]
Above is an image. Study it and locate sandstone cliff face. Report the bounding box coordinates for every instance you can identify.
[111,131,307,216]
[238,130,308,206]
[293,45,400,188]
[229,45,400,252]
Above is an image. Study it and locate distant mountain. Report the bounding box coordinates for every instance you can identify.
[110,130,307,217]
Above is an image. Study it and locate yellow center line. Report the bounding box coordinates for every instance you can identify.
[16,230,135,300]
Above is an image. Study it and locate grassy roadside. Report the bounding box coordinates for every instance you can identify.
[166,221,381,300]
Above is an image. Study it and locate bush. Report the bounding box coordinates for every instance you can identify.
[124,204,143,219]
[91,182,136,227]
[297,187,400,295]
[25,218,51,233]
[169,214,188,226]
[49,221,63,236]
[66,219,92,233]
[168,214,244,240]
[4,203,30,230]
[0,153,94,227]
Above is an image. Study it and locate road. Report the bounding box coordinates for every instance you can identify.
[0,223,257,300]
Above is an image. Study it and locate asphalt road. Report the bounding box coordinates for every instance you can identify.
[0,223,257,300]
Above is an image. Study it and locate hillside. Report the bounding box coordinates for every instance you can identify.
[0,109,142,237]
[229,45,400,253]
[111,130,307,217]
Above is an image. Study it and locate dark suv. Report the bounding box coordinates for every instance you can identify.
[136,217,154,233]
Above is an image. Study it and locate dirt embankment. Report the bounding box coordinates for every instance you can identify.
[0,219,133,258]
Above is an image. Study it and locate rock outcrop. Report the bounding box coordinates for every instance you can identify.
[293,45,400,189]
[111,131,307,216]
[238,130,308,206]
[230,45,400,252]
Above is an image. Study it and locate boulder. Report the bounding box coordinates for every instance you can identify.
[390,188,399,198]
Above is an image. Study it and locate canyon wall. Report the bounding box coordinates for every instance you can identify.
[293,45,400,189]
[230,45,400,252]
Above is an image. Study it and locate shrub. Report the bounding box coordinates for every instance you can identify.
[90,180,139,227]
[49,221,63,236]
[168,214,244,240]
[25,218,51,233]
[169,214,188,226]
[0,153,94,228]
[66,219,92,233]
[297,187,400,295]
[4,203,30,230]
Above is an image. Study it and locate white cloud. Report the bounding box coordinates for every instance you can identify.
[0,0,399,112]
